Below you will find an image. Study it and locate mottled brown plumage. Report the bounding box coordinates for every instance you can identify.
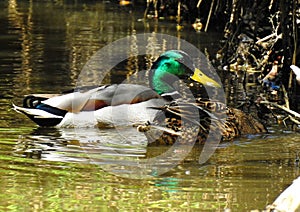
[137,98,267,145]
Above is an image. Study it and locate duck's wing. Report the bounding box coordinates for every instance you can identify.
[90,84,160,106]
[40,86,103,113]
[23,84,161,113]
[21,86,104,112]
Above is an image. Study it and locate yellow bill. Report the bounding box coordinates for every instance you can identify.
[191,68,221,88]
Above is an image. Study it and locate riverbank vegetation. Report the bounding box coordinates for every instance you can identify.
[144,0,300,130]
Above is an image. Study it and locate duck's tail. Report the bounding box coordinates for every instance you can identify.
[13,103,64,127]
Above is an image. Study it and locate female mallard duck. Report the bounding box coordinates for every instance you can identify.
[13,50,220,128]
[137,98,267,145]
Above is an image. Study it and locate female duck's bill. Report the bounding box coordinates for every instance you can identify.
[13,50,221,128]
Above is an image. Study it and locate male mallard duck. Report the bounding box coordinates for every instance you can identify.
[13,50,220,128]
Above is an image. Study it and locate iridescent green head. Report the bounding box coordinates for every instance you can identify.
[149,50,220,95]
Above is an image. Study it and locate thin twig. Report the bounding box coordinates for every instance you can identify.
[204,0,215,32]
[255,33,281,44]
[197,0,203,8]
[282,85,290,109]
[260,101,300,119]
